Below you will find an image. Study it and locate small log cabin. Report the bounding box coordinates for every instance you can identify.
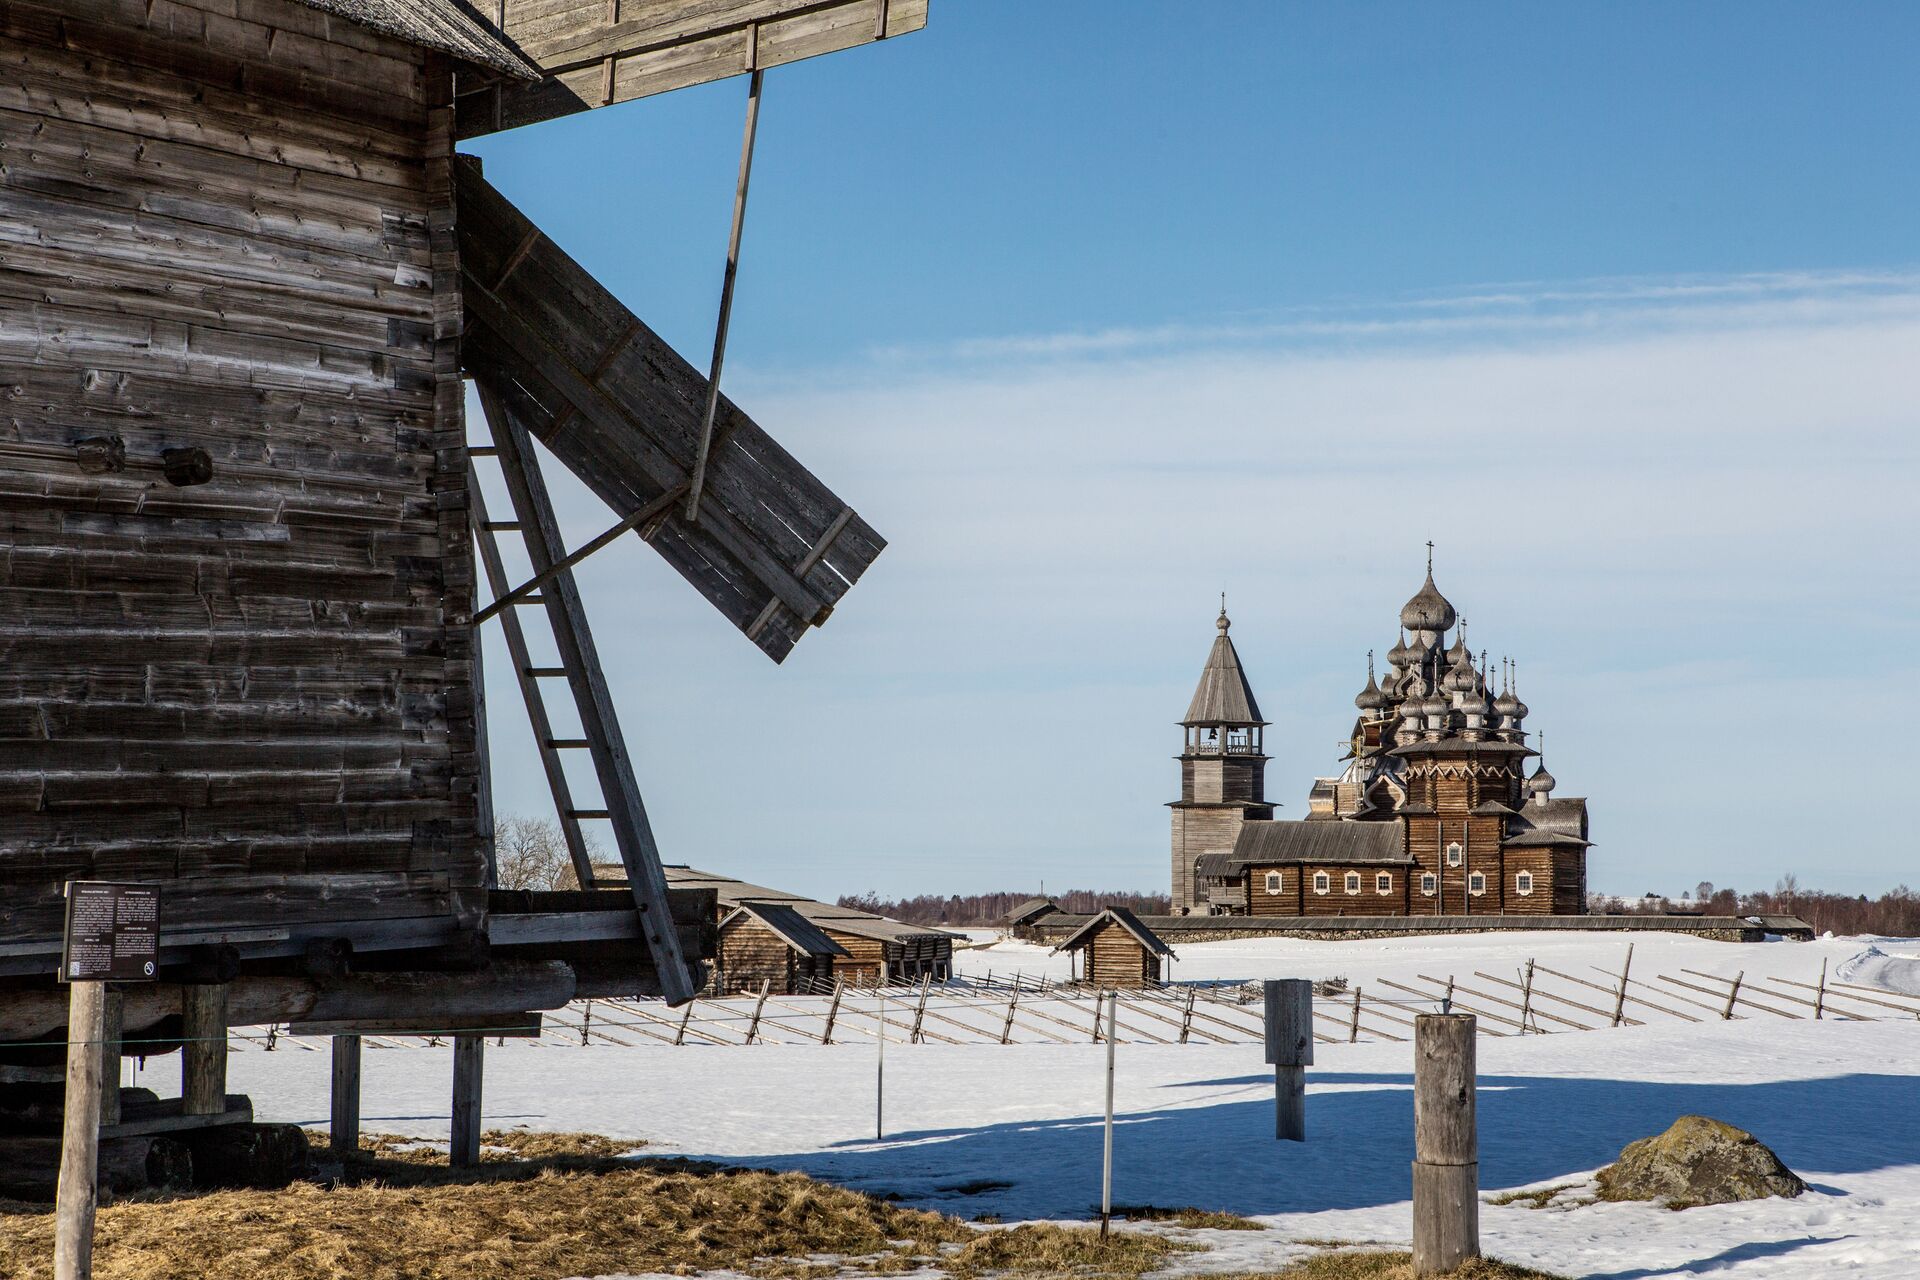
[714,902,846,995]
[654,865,957,991]
[1053,907,1174,988]
[1173,564,1592,919]
[1004,896,1060,941]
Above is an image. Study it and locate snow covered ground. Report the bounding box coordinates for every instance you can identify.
[216,930,1920,1279]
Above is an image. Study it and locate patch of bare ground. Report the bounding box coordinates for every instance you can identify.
[1484,1183,1589,1211]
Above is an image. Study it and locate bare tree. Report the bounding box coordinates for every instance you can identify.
[492,815,572,891]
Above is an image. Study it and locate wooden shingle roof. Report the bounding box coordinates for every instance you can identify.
[1183,612,1264,726]
[1052,906,1175,958]
[291,0,539,78]
[1231,820,1411,867]
[721,902,849,959]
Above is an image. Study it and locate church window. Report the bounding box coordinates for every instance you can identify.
[1344,871,1361,894]
[1445,842,1463,867]
[1468,872,1487,896]
[1376,872,1392,894]
[1516,871,1534,896]
[1420,872,1438,896]
[1265,871,1282,895]
[1312,872,1330,895]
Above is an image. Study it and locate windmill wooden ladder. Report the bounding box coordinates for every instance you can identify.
[468,384,696,1004]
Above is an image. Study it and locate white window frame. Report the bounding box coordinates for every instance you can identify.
[1445,841,1464,868]
[1344,871,1362,895]
[1375,872,1392,894]
[1420,872,1438,896]
[1515,870,1534,897]
[1312,871,1330,895]
[1468,871,1487,897]
[1264,870,1283,896]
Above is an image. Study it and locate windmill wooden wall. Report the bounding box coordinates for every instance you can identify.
[0,0,483,956]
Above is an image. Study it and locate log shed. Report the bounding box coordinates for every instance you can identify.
[0,0,925,1178]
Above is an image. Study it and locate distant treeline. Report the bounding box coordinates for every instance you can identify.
[1597,877,1920,937]
[836,889,1173,927]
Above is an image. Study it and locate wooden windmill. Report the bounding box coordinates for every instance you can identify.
[0,0,927,1121]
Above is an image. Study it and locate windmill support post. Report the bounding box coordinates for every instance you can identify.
[1412,1014,1479,1275]
[330,1035,363,1157]
[450,1034,485,1168]
[182,984,230,1116]
[1264,979,1313,1141]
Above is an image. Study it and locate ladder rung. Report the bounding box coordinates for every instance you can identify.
[513,593,545,603]
[470,445,500,457]
[524,667,567,677]
[546,739,591,749]
[567,809,611,820]
[483,521,524,531]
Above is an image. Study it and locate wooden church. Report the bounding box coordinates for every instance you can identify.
[1172,558,1592,918]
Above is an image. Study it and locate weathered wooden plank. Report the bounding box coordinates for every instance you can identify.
[454,0,927,138]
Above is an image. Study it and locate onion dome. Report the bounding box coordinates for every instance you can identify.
[1399,561,1457,634]
[1355,652,1389,712]
[1493,685,1521,718]
[1443,652,1477,693]
[1386,630,1415,670]
[1526,760,1556,797]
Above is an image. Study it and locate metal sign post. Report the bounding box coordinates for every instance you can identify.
[55,881,160,1280]
[1099,990,1116,1239]
[875,991,886,1141]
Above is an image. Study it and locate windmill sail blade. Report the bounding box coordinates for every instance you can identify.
[456,158,885,663]
[456,0,928,139]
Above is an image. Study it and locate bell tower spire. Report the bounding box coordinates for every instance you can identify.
[1170,601,1274,913]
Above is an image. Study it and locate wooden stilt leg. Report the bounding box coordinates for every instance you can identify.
[451,1034,484,1167]
[182,984,229,1116]
[330,1035,362,1158]
[99,990,123,1128]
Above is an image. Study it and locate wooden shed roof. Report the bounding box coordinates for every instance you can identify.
[1052,907,1175,958]
[291,0,539,78]
[721,902,849,959]
[659,866,960,945]
[1005,897,1060,925]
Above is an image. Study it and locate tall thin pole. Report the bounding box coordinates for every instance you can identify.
[55,980,107,1280]
[1100,990,1116,1239]
[876,991,886,1141]
[685,67,766,523]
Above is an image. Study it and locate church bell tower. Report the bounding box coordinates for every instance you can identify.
[1169,602,1273,912]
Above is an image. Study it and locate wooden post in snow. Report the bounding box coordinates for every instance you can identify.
[1179,988,1196,1045]
[330,1035,362,1157]
[1611,944,1634,1028]
[54,980,107,1280]
[675,999,695,1046]
[746,980,770,1045]
[1264,979,1312,1141]
[1814,958,1827,1021]
[1722,972,1744,1021]
[1412,1013,1479,1276]
[822,980,844,1045]
[450,1034,484,1168]
[1348,985,1363,1043]
[1000,988,1018,1045]
[910,975,930,1045]
[182,984,228,1115]
[1518,961,1536,1034]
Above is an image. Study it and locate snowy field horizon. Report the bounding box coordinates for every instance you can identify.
[219,928,1920,1279]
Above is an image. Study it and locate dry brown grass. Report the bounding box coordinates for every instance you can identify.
[1115,1204,1266,1231]
[1225,1250,1568,1279]
[0,1132,968,1280]
[1483,1183,1585,1210]
[942,1222,1197,1278]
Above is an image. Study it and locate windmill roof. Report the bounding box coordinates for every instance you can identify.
[1052,906,1175,958]
[720,902,849,959]
[1184,616,1264,725]
[1231,820,1410,867]
[291,0,540,79]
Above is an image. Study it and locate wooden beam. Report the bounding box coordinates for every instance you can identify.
[454,0,930,139]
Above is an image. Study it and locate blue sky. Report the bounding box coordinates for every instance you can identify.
[467,3,1919,902]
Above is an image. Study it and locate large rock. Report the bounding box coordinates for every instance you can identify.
[1596,1115,1805,1208]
